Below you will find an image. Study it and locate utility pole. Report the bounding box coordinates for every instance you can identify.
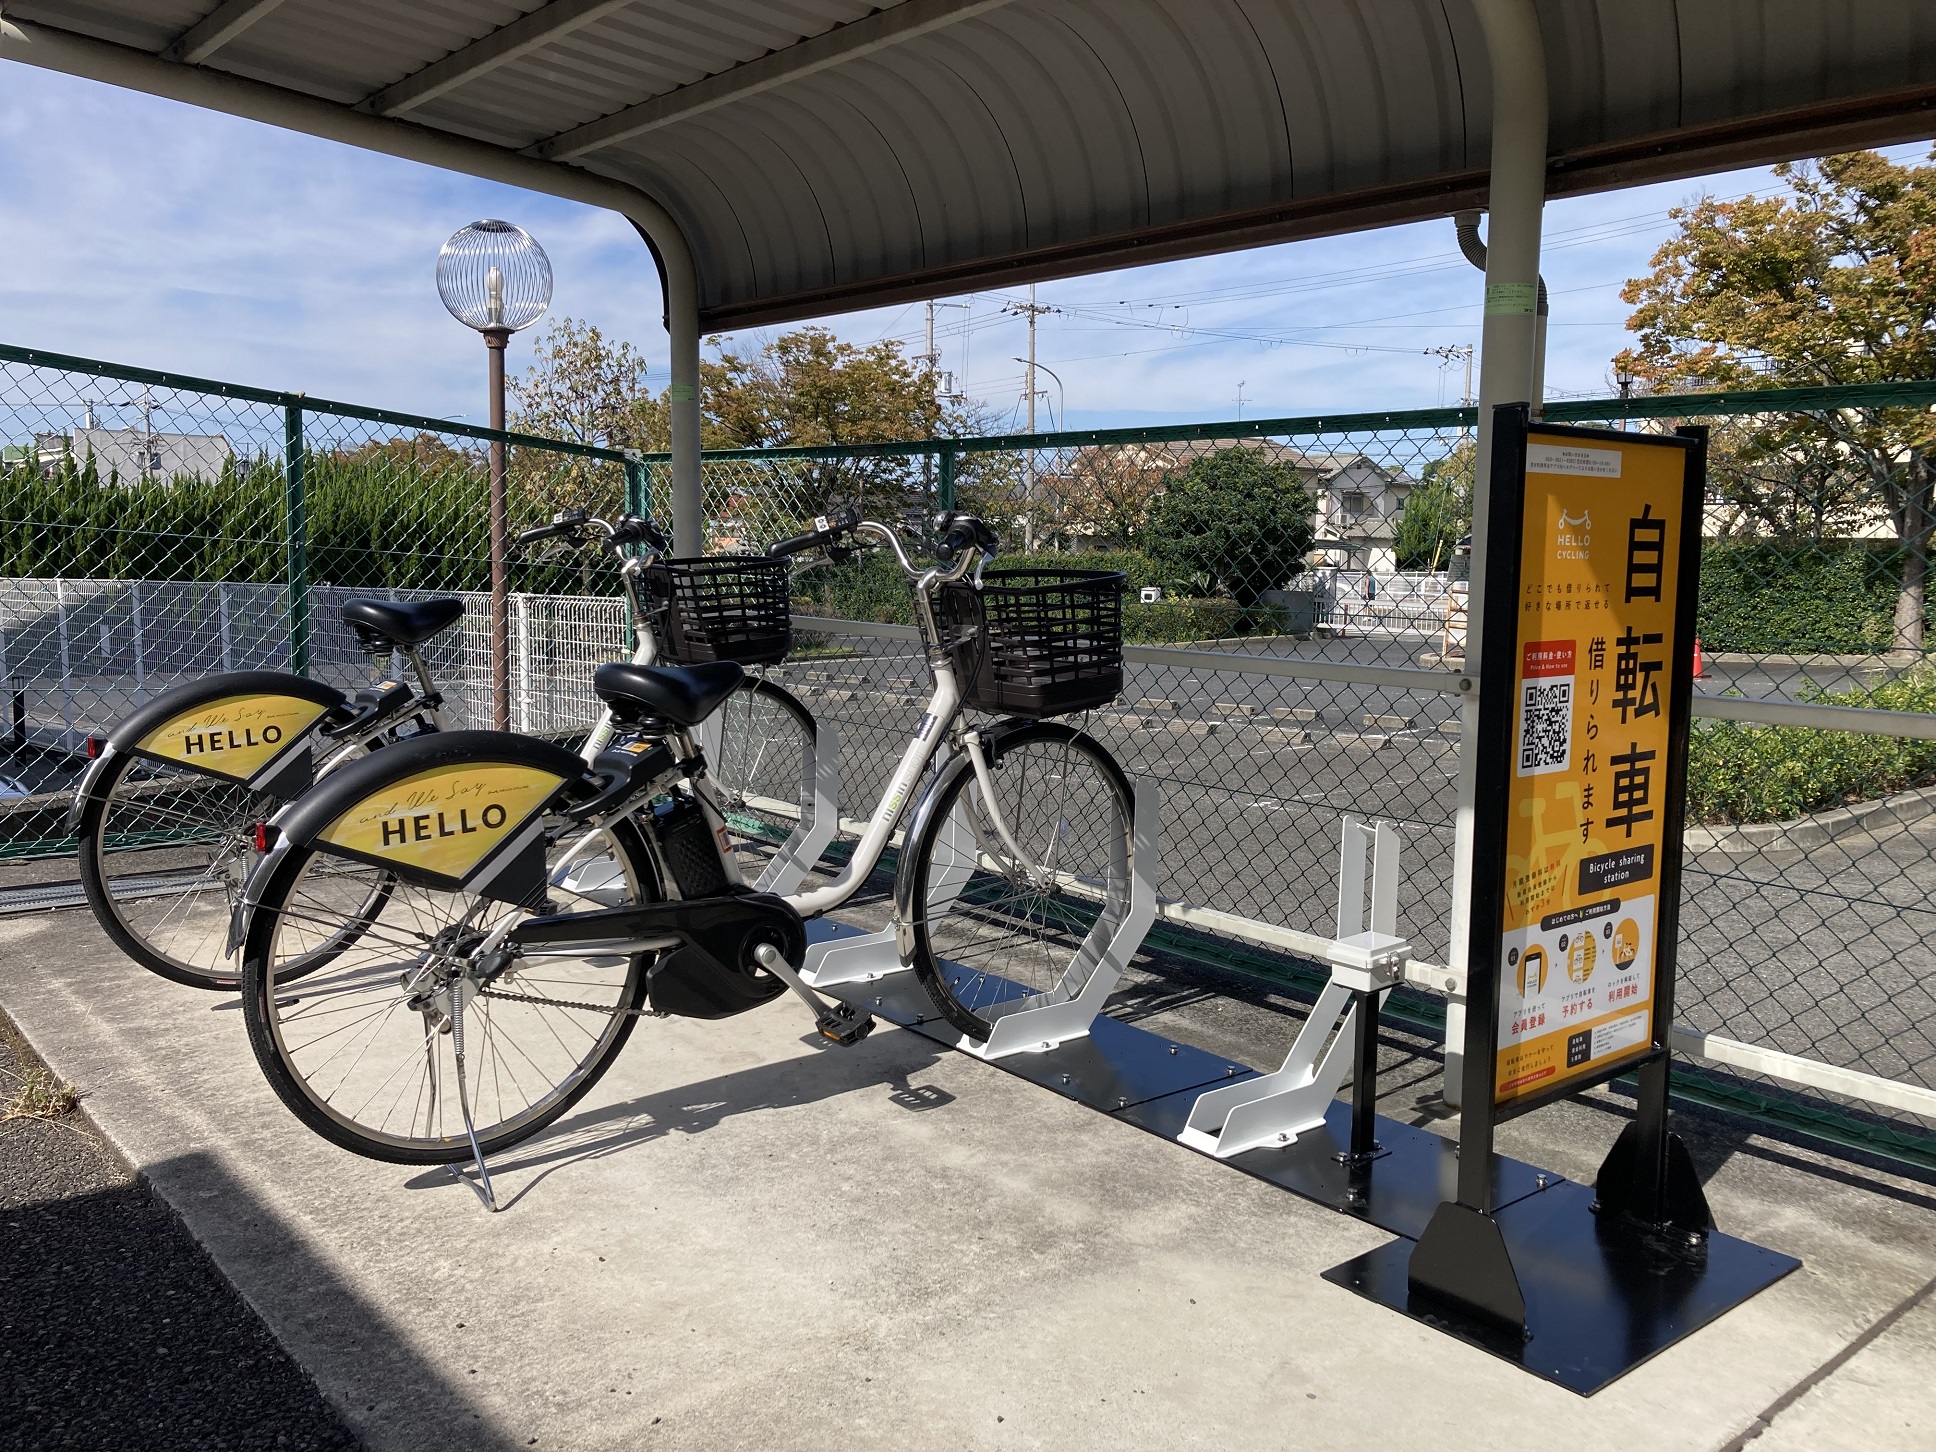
[1426,344,1476,438]
[1236,380,1248,420]
[1003,284,1054,551]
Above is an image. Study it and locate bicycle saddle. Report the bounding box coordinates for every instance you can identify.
[340,597,465,649]
[594,660,744,727]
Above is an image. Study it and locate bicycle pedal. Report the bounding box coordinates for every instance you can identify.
[815,1003,875,1047]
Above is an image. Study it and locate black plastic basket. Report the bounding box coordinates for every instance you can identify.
[938,568,1126,718]
[643,555,793,666]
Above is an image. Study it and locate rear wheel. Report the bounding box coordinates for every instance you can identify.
[79,741,386,991]
[241,816,659,1164]
[903,723,1135,1041]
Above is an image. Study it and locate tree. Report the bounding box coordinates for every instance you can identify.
[703,326,950,530]
[1394,441,1473,570]
[1617,150,1936,648]
[1034,444,1171,548]
[509,317,667,523]
[1701,418,1870,541]
[1146,446,1316,604]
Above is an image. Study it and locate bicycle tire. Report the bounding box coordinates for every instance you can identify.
[902,721,1136,1042]
[241,814,660,1165]
[78,738,395,990]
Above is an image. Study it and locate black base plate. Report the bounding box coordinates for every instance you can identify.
[811,928,1554,1243]
[1321,1181,1801,1395]
[1125,1092,1556,1242]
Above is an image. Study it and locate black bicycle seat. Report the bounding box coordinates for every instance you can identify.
[594,661,744,727]
[340,597,465,649]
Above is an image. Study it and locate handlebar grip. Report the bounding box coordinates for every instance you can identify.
[766,530,823,558]
[610,514,668,550]
[515,522,567,548]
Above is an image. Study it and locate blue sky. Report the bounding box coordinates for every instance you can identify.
[3,63,1931,434]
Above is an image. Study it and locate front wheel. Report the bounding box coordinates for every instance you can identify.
[705,677,819,882]
[902,722,1136,1041]
[240,816,660,1164]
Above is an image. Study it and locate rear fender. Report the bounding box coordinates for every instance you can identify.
[72,672,347,828]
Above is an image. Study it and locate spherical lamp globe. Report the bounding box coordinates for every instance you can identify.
[437,220,553,334]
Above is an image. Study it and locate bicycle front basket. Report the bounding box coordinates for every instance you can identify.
[938,568,1125,718]
[643,555,792,666]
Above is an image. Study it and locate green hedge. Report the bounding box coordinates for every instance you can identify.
[0,457,608,597]
[1687,666,1936,823]
[1697,540,1905,654]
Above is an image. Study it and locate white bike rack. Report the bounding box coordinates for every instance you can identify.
[953,779,1160,1061]
[695,713,841,899]
[801,780,1162,1052]
[1178,816,1412,1159]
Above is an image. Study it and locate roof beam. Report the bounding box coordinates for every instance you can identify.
[160,0,287,65]
[359,0,634,118]
[527,0,1016,161]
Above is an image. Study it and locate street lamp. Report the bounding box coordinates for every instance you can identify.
[438,220,552,729]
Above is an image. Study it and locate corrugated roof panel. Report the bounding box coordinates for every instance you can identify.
[212,2,538,103]
[836,46,1032,269]
[11,0,1936,327]
[7,0,197,50]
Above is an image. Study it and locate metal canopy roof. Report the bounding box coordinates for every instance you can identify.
[7,1,1936,331]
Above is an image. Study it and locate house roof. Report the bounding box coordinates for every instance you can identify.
[7,2,1936,331]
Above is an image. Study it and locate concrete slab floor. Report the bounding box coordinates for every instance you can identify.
[2,902,1933,1452]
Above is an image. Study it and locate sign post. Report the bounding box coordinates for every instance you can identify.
[1328,406,1800,1393]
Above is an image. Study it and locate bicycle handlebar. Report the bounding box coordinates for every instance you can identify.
[515,510,668,556]
[767,505,861,559]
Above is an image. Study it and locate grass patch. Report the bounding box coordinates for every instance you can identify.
[2,1063,79,1121]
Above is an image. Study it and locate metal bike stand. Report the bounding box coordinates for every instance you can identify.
[693,715,842,899]
[949,780,1160,1061]
[797,797,976,989]
[1178,817,1410,1159]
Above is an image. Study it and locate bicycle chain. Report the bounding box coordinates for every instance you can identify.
[476,985,660,1018]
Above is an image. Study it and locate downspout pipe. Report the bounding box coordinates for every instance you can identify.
[0,15,705,551]
[1442,0,1548,1110]
[1452,211,1548,412]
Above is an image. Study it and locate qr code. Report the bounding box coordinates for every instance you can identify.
[1519,679,1573,775]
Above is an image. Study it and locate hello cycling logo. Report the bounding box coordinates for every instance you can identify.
[1556,508,1591,562]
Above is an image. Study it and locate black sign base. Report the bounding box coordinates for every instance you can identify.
[1322,1181,1800,1395]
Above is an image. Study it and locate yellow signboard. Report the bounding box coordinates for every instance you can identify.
[316,761,567,884]
[1493,431,1688,1108]
[137,692,329,783]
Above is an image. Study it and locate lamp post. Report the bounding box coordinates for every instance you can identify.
[437,220,552,729]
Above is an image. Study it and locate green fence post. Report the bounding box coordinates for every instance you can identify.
[938,445,958,512]
[284,401,311,675]
[623,451,649,521]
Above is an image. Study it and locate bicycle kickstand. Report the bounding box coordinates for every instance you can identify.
[752,943,876,1046]
[445,979,500,1212]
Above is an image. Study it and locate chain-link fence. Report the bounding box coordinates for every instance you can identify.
[0,342,642,860]
[6,338,1935,1169]
[647,382,1936,1168]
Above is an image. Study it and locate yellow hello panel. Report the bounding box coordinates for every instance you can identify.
[316,762,568,882]
[137,693,329,781]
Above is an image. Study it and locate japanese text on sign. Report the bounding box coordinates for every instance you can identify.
[1496,434,1687,1107]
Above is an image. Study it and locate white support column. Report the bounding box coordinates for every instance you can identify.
[1444,0,1548,1105]
[665,248,704,556]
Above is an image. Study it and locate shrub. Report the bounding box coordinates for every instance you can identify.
[1686,665,1936,823]
[1146,447,1317,605]
[1696,541,1900,654]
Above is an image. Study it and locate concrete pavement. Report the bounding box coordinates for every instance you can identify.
[2,902,1934,1451]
